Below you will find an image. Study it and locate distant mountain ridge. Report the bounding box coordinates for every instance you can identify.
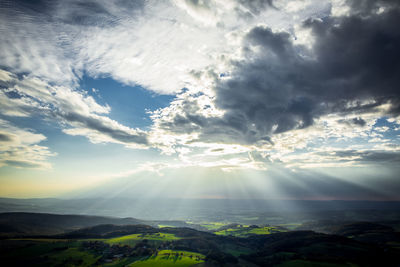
[0,212,146,236]
[60,224,156,238]
[2,197,400,221]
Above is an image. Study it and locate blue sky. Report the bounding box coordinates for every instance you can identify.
[0,0,400,200]
[81,75,174,129]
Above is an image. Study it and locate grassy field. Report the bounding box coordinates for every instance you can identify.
[128,250,205,267]
[2,238,202,267]
[158,224,176,228]
[215,225,286,237]
[105,233,181,246]
[197,222,230,230]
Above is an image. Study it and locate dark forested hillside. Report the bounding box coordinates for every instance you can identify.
[1,212,400,266]
[0,212,145,236]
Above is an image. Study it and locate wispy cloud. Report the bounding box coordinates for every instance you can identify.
[0,70,148,149]
[1,0,400,174]
[0,119,55,169]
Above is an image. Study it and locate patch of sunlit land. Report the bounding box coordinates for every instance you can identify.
[158,224,176,228]
[127,250,205,267]
[195,222,230,230]
[4,237,204,266]
[214,225,287,237]
[105,233,181,246]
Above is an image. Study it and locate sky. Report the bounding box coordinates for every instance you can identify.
[0,0,399,200]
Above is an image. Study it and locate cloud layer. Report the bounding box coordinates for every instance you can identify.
[155,0,400,143]
[148,0,400,171]
[1,0,400,175]
[0,119,55,169]
[0,70,148,150]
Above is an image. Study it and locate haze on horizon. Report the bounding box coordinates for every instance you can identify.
[0,0,400,201]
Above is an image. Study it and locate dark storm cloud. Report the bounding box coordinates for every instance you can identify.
[337,117,367,127]
[345,0,400,15]
[352,117,366,126]
[214,2,400,142]
[159,0,400,145]
[352,117,367,127]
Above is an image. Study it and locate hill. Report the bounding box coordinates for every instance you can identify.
[241,231,400,266]
[0,212,146,236]
[1,212,400,266]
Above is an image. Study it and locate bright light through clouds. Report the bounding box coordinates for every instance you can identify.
[0,0,400,200]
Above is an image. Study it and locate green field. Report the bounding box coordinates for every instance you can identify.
[198,222,230,230]
[128,250,205,267]
[215,225,286,237]
[158,224,176,228]
[105,233,181,246]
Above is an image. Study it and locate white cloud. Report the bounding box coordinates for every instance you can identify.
[148,84,400,170]
[2,0,399,173]
[330,0,351,17]
[0,69,149,150]
[0,0,332,94]
[0,119,56,169]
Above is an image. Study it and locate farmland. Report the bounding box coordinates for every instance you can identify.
[214,225,287,237]
[128,250,205,266]
[1,212,400,266]
[0,238,204,267]
[197,222,230,230]
[105,233,181,246]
